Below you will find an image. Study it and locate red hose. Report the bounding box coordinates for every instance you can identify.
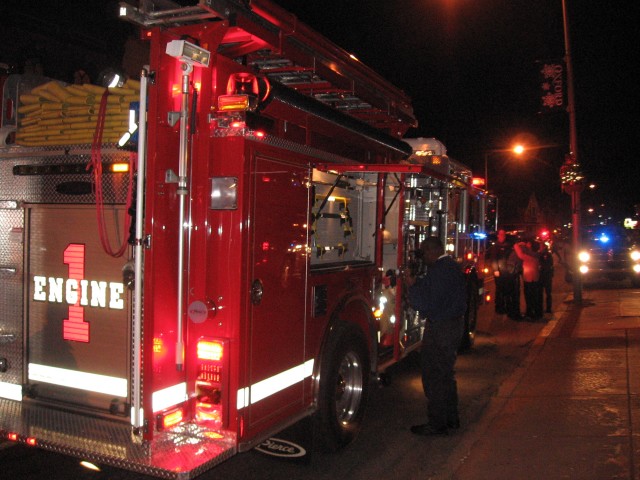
[90,90,135,257]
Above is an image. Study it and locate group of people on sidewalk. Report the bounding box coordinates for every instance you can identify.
[487,229,554,322]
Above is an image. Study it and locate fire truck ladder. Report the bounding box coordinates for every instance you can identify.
[119,0,417,137]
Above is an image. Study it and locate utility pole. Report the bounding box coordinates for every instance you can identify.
[561,0,583,304]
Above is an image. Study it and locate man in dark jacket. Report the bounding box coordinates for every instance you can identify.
[405,237,467,435]
[486,229,522,320]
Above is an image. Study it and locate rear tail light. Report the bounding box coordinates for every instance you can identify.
[195,338,228,430]
[157,408,184,430]
[157,407,185,430]
[198,339,223,361]
[5,432,36,446]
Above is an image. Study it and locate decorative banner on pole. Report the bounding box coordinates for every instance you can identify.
[538,60,565,113]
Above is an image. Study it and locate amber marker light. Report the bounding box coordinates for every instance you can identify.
[110,162,130,173]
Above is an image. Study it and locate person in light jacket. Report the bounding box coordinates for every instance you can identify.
[514,239,543,321]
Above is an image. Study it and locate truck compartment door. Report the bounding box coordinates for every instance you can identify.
[244,156,309,435]
[25,205,130,415]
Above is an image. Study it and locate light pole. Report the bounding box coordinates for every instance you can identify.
[560,0,583,304]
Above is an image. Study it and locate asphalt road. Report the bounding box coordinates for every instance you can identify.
[0,270,575,479]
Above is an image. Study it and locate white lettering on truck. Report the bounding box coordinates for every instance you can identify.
[33,276,124,309]
[32,243,125,343]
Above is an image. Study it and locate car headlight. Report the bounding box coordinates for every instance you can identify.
[631,250,640,261]
[578,251,590,263]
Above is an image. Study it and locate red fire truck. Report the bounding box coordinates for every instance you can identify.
[0,1,492,477]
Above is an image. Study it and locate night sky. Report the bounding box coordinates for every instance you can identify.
[270,0,640,225]
[2,0,639,225]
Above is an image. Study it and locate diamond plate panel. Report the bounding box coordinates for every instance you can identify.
[0,144,133,397]
[0,398,237,479]
[0,207,23,387]
[0,144,132,204]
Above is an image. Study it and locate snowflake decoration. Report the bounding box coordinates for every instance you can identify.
[540,63,561,78]
[541,93,562,108]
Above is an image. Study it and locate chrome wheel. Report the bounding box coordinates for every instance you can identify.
[335,350,364,424]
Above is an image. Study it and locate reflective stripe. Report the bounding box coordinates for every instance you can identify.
[237,387,250,410]
[237,359,314,410]
[152,382,188,413]
[130,406,144,425]
[0,382,22,401]
[28,363,127,397]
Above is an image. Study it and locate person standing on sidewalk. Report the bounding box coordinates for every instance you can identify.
[539,243,554,313]
[404,237,467,436]
[514,239,543,321]
[486,229,522,320]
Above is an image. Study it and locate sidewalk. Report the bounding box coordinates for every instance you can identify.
[441,287,640,479]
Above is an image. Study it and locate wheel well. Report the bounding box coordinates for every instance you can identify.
[314,296,375,398]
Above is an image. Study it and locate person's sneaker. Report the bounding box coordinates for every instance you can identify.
[410,424,448,436]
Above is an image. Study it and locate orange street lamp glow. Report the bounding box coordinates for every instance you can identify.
[513,144,525,155]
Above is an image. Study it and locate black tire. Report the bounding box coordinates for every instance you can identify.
[459,286,478,352]
[315,322,370,452]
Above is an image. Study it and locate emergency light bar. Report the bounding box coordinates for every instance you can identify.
[166,40,210,67]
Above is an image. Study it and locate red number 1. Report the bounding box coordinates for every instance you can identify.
[63,244,89,342]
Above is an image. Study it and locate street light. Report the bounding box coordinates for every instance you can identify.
[483,144,524,192]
